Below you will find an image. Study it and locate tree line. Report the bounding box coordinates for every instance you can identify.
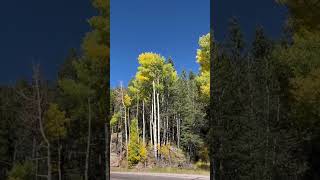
[209,1,320,179]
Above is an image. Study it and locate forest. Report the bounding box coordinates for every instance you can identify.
[110,34,210,169]
[0,0,109,179]
[209,0,320,179]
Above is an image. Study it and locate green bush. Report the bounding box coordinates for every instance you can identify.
[8,161,34,180]
[128,118,147,167]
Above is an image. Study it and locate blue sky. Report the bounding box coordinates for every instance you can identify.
[0,0,287,86]
[110,0,210,87]
[0,0,95,85]
[214,0,288,41]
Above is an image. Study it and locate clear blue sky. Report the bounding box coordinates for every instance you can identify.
[0,0,287,86]
[0,0,95,85]
[214,0,288,41]
[110,0,210,87]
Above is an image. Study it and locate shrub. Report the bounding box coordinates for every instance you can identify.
[195,161,210,170]
[139,144,147,163]
[8,161,34,180]
[160,144,171,162]
[128,118,148,167]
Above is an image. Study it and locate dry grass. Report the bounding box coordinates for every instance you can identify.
[111,166,210,176]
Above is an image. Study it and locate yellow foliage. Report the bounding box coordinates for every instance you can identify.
[45,103,69,140]
[8,161,34,180]
[196,33,210,73]
[128,118,147,167]
[134,52,178,94]
[139,144,148,162]
[163,63,178,83]
[124,94,132,107]
[138,52,165,66]
[197,71,210,97]
[160,144,171,159]
[136,72,149,82]
[82,31,108,60]
[292,68,320,104]
[128,84,139,95]
[196,33,210,98]
[110,112,120,127]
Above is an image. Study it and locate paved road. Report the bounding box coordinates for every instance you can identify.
[111,172,209,180]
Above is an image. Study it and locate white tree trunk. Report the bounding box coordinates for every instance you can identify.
[172,114,175,142]
[162,116,167,145]
[128,107,130,142]
[85,98,92,180]
[143,100,145,145]
[136,96,139,118]
[177,117,180,148]
[157,93,160,150]
[58,144,62,180]
[166,116,169,144]
[137,96,139,143]
[120,82,128,166]
[124,107,128,164]
[34,67,52,180]
[176,117,179,148]
[152,81,157,160]
[150,109,153,145]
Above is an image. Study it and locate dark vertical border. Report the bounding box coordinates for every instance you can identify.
[209,0,215,179]
[106,0,111,179]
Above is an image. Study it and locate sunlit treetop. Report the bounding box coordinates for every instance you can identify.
[82,0,108,60]
[92,0,108,15]
[196,33,210,98]
[196,33,210,73]
[138,52,165,67]
[134,52,178,93]
[163,61,178,83]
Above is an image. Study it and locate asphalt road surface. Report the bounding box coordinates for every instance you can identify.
[111,172,210,180]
